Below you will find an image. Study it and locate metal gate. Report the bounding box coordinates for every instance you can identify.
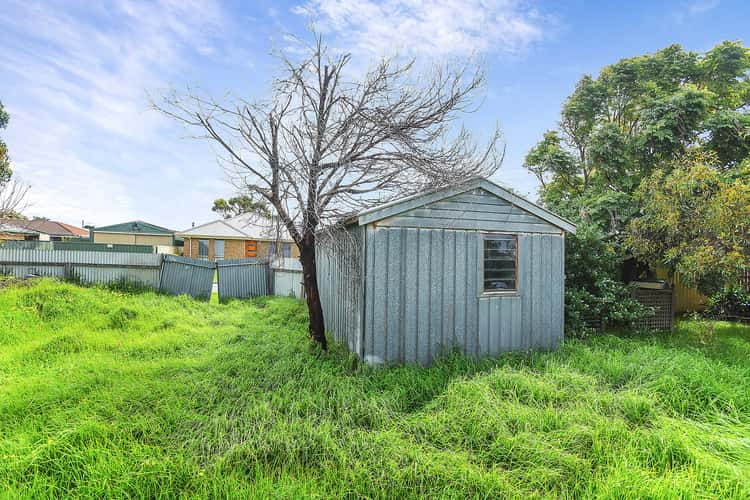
[217,258,269,301]
[159,255,215,300]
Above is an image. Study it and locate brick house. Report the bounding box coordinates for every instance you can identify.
[0,218,88,241]
[177,213,299,261]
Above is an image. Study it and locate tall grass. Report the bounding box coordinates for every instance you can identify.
[0,279,748,498]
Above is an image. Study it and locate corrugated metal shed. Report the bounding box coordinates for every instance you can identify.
[317,177,575,365]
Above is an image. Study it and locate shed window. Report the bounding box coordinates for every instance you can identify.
[282,243,292,258]
[483,235,517,292]
[198,239,209,259]
[214,240,224,260]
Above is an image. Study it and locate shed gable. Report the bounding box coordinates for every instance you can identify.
[376,188,560,234]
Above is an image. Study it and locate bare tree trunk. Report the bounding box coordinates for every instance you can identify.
[299,232,327,350]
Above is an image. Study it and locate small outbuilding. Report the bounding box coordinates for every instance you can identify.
[317,177,576,365]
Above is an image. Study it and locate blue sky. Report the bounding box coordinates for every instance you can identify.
[1,0,747,230]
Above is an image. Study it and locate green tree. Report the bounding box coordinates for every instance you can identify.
[525,41,750,234]
[627,152,750,295]
[211,195,270,219]
[525,41,750,331]
[0,100,10,185]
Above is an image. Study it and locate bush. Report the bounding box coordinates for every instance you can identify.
[705,286,750,319]
[565,223,651,336]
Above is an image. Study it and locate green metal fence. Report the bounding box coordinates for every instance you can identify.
[0,240,154,253]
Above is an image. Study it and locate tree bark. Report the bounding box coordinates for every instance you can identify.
[299,233,327,351]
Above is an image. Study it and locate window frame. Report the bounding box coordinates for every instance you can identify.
[197,239,210,259]
[213,239,225,260]
[480,233,519,296]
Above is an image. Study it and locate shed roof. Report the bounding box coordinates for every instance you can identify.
[176,213,294,241]
[93,220,175,235]
[354,177,576,234]
[0,218,87,237]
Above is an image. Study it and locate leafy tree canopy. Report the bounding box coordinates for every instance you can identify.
[212,195,271,219]
[0,100,10,186]
[525,41,750,234]
[627,151,750,295]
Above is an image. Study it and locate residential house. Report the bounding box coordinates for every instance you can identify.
[0,218,88,241]
[90,220,178,248]
[177,213,299,261]
[0,222,43,241]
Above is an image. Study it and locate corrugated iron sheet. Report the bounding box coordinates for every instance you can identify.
[273,270,304,299]
[216,258,269,301]
[362,227,564,364]
[0,240,154,253]
[316,226,363,354]
[0,247,163,288]
[159,255,215,300]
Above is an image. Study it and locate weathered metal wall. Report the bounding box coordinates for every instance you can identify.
[216,258,269,301]
[0,247,163,288]
[159,255,215,300]
[273,270,304,298]
[377,188,561,234]
[0,239,155,253]
[316,226,363,354]
[362,227,565,365]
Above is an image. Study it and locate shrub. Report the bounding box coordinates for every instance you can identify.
[705,286,750,319]
[565,223,651,336]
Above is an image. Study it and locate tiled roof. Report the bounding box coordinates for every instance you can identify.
[177,213,293,241]
[0,218,87,237]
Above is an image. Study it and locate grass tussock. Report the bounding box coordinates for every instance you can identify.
[0,279,749,498]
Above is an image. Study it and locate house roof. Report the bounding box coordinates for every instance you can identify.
[353,177,577,234]
[93,220,175,235]
[177,213,294,241]
[0,218,86,237]
[0,222,40,235]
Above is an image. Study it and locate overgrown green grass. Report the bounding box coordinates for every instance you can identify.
[1,279,749,498]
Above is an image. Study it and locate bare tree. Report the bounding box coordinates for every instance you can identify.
[0,177,30,218]
[153,35,503,350]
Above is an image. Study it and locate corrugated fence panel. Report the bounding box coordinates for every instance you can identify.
[159,255,215,300]
[274,270,304,299]
[362,228,565,365]
[316,227,363,355]
[216,258,269,301]
[0,247,162,288]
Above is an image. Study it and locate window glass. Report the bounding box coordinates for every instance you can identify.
[214,240,224,259]
[483,235,517,292]
[198,239,209,258]
[268,243,277,258]
[282,243,292,258]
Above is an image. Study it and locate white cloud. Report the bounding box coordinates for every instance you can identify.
[0,0,233,226]
[674,0,720,23]
[292,0,550,58]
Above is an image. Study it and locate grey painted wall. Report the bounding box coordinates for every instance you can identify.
[316,186,567,365]
[362,227,564,364]
[377,188,561,234]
